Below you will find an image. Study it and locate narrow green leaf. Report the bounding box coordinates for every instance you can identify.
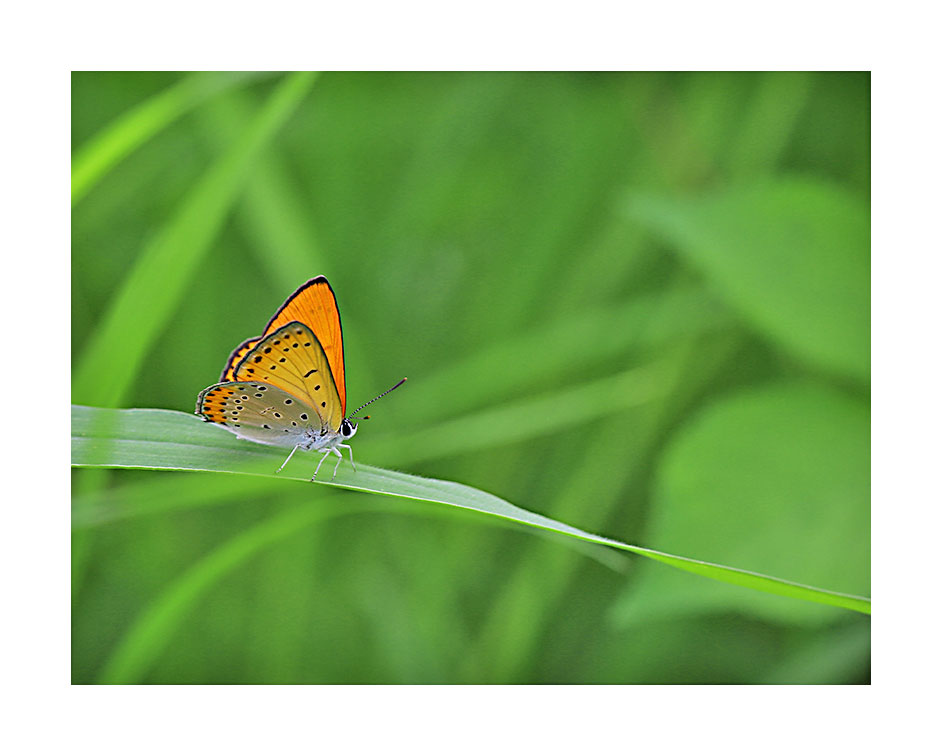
[71,471,288,528]
[72,405,871,617]
[463,334,742,682]
[97,500,383,684]
[405,284,731,426]
[71,284,726,534]
[368,360,670,467]
[72,72,318,408]
[193,88,328,294]
[71,72,266,205]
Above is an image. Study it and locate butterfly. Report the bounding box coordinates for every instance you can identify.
[196,276,406,480]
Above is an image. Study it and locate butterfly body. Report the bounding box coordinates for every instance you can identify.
[195,277,401,481]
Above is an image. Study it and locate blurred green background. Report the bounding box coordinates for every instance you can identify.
[71,71,870,684]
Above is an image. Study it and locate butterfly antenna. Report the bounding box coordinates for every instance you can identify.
[349,378,407,418]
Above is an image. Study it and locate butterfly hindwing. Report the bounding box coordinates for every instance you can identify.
[219,277,346,412]
[231,321,345,432]
[220,336,259,382]
[196,381,321,447]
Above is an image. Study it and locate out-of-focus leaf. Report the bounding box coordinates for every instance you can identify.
[628,178,869,382]
[613,381,870,626]
[762,621,870,684]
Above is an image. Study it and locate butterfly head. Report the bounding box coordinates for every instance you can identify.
[340,418,358,440]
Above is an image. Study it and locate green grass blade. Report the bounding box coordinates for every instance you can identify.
[71,472,287,528]
[97,500,383,684]
[72,72,319,408]
[193,88,328,293]
[72,405,872,617]
[72,284,725,529]
[403,284,730,426]
[71,72,265,205]
[464,334,741,682]
[369,360,670,467]
[92,491,624,684]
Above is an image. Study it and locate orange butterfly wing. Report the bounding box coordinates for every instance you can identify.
[220,277,347,413]
[220,336,260,382]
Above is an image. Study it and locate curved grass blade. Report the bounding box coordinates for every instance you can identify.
[73,285,727,527]
[71,72,268,205]
[93,493,628,683]
[97,500,384,684]
[463,335,740,682]
[368,359,670,467]
[73,72,318,408]
[72,405,872,617]
[194,87,327,295]
[401,283,730,426]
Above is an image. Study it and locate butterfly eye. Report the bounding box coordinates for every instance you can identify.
[341,419,357,438]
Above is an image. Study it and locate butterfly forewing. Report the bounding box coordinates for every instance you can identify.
[219,277,346,412]
[196,381,321,447]
[231,321,345,431]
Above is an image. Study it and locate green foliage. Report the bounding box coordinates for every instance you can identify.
[629,179,869,381]
[72,72,318,407]
[72,71,870,684]
[72,403,869,663]
[613,382,870,626]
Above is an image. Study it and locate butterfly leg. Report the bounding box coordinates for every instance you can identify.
[276,444,301,474]
[330,448,344,480]
[311,449,333,481]
[338,444,356,473]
